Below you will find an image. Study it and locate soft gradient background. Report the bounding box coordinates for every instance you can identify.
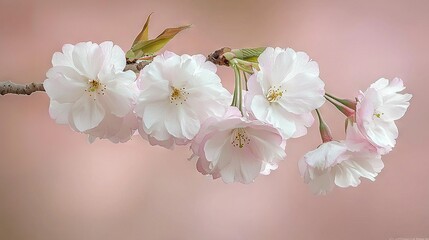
[0,0,428,239]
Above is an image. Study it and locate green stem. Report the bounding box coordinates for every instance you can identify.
[234,58,259,70]
[231,89,237,106]
[324,96,355,117]
[236,63,254,74]
[243,72,248,91]
[315,109,333,143]
[325,93,356,110]
[315,108,323,126]
[325,93,340,102]
[231,63,243,113]
[231,64,237,107]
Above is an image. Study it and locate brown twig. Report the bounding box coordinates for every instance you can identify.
[123,61,150,73]
[207,47,232,66]
[0,81,45,95]
[0,48,232,96]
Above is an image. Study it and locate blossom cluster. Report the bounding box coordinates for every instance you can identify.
[43,42,411,192]
[299,78,412,194]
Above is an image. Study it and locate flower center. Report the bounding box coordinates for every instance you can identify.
[85,79,106,100]
[266,86,285,103]
[373,112,384,119]
[170,86,189,105]
[231,128,250,148]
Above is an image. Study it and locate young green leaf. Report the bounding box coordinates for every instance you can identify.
[132,13,153,46]
[130,25,190,56]
[232,47,266,63]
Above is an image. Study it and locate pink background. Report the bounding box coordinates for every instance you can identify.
[0,0,428,239]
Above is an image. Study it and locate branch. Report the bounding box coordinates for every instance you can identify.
[207,47,232,66]
[0,48,232,96]
[124,61,150,73]
[0,81,45,95]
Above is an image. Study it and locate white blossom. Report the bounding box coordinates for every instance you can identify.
[192,107,286,183]
[246,47,325,139]
[298,141,383,195]
[355,78,412,154]
[135,51,231,148]
[44,41,138,142]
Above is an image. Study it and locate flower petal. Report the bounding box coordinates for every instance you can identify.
[71,95,105,132]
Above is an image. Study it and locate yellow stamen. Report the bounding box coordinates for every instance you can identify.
[374,112,384,118]
[231,128,250,148]
[170,87,189,105]
[171,87,181,99]
[266,87,284,103]
[88,80,100,92]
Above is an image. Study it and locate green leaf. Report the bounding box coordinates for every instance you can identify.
[125,50,136,59]
[130,25,190,57]
[132,13,152,45]
[242,56,259,63]
[232,47,266,62]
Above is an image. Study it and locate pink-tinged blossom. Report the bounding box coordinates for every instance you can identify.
[191,107,286,184]
[355,78,412,154]
[345,121,378,153]
[245,47,325,139]
[86,111,139,143]
[44,42,138,142]
[298,141,383,195]
[135,51,231,149]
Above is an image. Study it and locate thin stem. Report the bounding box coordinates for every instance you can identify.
[242,72,248,91]
[315,109,333,143]
[324,96,337,107]
[231,90,237,106]
[238,67,243,113]
[325,93,341,102]
[236,64,254,74]
[231,62,243,113]
[234,58,259,71]
[315,108,323,126]
[324,96,355,117]
[325,92,356,110]
[230,62,237,107]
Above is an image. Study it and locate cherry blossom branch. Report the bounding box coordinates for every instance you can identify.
[124,60,150,73]
[0,81,45,95]
[207,47,232,66]
[0,48,233,96]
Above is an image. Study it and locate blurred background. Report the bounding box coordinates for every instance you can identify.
[0,0,428,239]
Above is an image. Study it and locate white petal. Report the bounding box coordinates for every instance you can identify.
[271,51,293,84]
[281,73,325,114]
[334,152,383,187]
[142,101,169,129]
[334,162,362,187]
[102,83,134,117]
[100,41,126,72]
[204,130,231,165]
[178,107,200,140]
[49,101,72,124]
[379,93,412,121]
[71,95,105,132]
[52,44,74,67]
[308,171,335,195]
[44,66,86,103]
[72,42,103,79]
[250,95,270,121]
